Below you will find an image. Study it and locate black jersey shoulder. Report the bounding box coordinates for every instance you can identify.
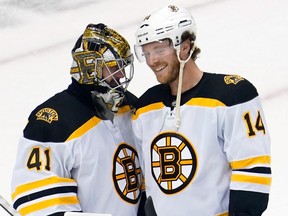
[136,73,259,109]
[24,89,97,143]
[191,73,259,106]
[123,90,138,109]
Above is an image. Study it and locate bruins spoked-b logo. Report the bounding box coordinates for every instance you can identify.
[113,143,142,204]
[151,132,197,194]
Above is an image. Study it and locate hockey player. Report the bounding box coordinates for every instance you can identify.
[133,5,271,216]
[11,23,144,216]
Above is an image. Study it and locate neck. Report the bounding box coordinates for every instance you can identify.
[169,60,203,95]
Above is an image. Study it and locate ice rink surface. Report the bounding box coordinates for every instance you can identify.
[0,0,287,215]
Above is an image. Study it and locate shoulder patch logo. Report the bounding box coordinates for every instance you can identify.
[224,75,244,85]
[36,108,58,123]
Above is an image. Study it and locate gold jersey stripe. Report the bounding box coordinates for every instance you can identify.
[132,102,164,120]
[231,174,272,186]
[66,116,101,141]
[117,105,132,114]
[216,212,228,216]
[186,98,226,107]
[133,98,225,120]
[12,176,76,200]
[141,177,146,190]
[19,196,79,215]
[230,155,271,169]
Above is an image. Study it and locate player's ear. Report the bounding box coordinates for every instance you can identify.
[181,39,191,54]
[179,39,191,60]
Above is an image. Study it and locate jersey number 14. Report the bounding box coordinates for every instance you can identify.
[243,110,266,137]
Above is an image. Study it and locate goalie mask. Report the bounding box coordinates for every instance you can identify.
[70,23,134,112]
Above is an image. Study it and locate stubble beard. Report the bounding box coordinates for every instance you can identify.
[156,61,180,85]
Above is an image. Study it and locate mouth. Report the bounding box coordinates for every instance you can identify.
[154,65,167,73]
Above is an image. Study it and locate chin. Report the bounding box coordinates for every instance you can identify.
[157,78,168,84]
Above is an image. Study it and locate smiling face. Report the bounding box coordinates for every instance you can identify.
[141,39,180,84]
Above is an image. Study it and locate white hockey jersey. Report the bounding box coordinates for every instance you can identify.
[11,81,142,216]
[132,73,271,216]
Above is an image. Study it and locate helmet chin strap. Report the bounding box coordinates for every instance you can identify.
[175,44,195,130]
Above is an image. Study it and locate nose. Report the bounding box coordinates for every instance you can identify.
[114,69,125,79]
[146,54,158,67]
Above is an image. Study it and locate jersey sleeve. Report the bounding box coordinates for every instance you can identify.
[11,90,86,215]
[11,136,82,215]
[222,95,271,215]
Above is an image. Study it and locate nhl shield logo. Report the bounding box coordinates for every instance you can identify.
[224,75,244,85]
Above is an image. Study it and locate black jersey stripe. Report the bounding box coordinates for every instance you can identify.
[48,212,82,216]
[47,212,66,216]
[234,167,271,174]
[13,186,77,209]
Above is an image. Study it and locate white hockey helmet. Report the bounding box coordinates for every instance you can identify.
[134,5,196,62]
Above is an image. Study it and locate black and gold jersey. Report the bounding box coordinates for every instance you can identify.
[11,80,142,216]
[133,72,271,216]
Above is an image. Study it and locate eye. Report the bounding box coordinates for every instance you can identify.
[143,51,150,58]
[155,47,166,55]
